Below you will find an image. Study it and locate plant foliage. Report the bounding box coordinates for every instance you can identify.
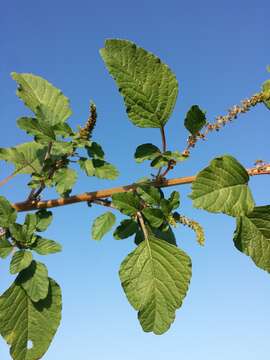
[0,39,269,359]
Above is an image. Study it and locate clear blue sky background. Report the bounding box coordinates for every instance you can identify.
[0,0,270,359]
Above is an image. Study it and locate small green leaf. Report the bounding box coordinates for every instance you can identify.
[100,39,178,128]
[53,168,77,196]
[142,208,164,228]
[17,117,56,142]
[0,237,13,258]
[16,261,49,302]
[134,144,161,163]
[0,196,17,227]
[190,155,255,216]
[234,205,270,272]
[0,278,62,360]
[168,191,180,210]
[9,223,35,246]
[10,250,33,274]
[93,159,119,180]
[150,155,169,168]
[113,219,138,240]
[12,72,72,125]
[119,235,192,334]
[136,186,162,206]
[92,212,116,241]
[151,226,177,246]
[35,210,53,232]
[79,158,95,176]
[86,142,104,159]
[112,192,141,216]
[160,199,172,215]
[262,79,270,110]
[32,237,62,255]
[184,105,206,135]
[51,141,74,156]
[0,142,47,175]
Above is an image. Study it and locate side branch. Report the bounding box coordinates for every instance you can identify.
[13,165,270,212]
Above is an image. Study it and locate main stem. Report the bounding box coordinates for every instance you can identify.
[12,165,270,212]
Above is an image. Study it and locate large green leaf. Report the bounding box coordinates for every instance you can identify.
[119,235,191,334]
[0,278,61,360]
[190,155,255,216]
[0,196,17,227]
[16,261,49,302]
[91,212,116,240]
[100,39,178,128]
[234,206,270,272]
[0,142,47,175]
[12,72,72,125]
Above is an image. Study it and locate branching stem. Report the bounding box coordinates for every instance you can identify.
[12,164,270,212]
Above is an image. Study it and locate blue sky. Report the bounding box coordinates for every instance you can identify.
[0,0,270,359]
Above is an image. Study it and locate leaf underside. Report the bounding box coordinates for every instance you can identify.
[119,236,191,334]
[190,155,254,216]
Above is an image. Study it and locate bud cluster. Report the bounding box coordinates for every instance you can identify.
[79,102,97,140]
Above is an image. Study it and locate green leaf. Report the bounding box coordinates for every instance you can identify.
[35,210,53,232]
[79,158,95,176]
[184,105,206,135]
[10,250,33,274]
[32,237,62,255]
[92,159,119,180]
[134,144,161,163]
[168,191,180,210]
[16,261,49,302]
[190,155,255,216]
[53,168,77,196]
[234,205,270,272]
[112,192,141,216]
[150,155,169,168]
[51,141,73,156]
[0,196,17,227]
[0,142,47,175]
[86,142,104,159]
[0,278,61,360]
[91,212,116,241]
[12,72,72,125]
[100,39,178,128]
[17,117,56,142]
[0,237,13,259]
[151,226,177,246]
[119,235,192,334]
[113,219,138,240]
[136,186,162,206]
[262,79,270,110]
[142,208,164,228]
